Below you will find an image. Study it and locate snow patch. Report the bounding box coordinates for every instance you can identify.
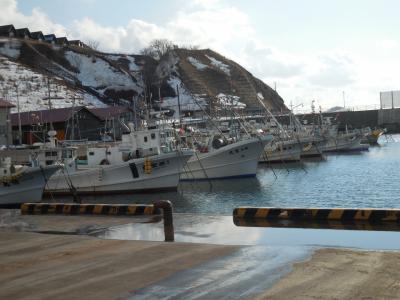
[187,56,208,70]
[126,56,141,72]
[161,75,207,117]
[205,55,230,75]
[216,93,246,109]
[0,56,105,112]
[0,39,21,59]
[65,51,139,92]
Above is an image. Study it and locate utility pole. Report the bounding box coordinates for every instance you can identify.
[71,95,75,140]
[15,84,22,145]
[342,91,346,109]
[47,77,54,131]
[176,84,181,126]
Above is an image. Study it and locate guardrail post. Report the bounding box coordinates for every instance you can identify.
[154,200,174,242]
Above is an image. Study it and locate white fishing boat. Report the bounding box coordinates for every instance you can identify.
[45,124,194,194]
[321,129,367,152]
[0,157,61,206]
[299,135,326,157]
[260,138,302,163]
[180,133,273,180]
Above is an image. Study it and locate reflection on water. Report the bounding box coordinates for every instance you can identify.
[52,136,400,214]
[96,214,400,250]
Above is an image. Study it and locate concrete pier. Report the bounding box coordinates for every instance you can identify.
[1,210,400,299]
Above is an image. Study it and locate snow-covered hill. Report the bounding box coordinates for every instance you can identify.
[0,37,287,114]
[0,55,104,112]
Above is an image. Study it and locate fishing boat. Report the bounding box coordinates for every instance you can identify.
[45,124,194,194]
[0,157,61,206]
[261,138,302,163]
[361,128,385,145]
[180,132,273,180]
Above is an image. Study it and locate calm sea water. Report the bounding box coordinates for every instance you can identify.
[62,135,400,215]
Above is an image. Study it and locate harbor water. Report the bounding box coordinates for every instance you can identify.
[63,135,400,214]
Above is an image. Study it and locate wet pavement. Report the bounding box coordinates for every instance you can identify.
[130,246,311,300]
[1,209,400,299]
[97,214,400,251]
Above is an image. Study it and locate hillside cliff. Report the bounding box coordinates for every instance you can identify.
[0,37,287,114]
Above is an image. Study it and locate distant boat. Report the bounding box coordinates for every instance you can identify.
[260,139,302,163]
[361,128,385,145]
[0,157,61,206]
[180,133,273,180]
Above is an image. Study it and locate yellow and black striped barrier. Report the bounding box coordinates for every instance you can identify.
[233,207,400,231]
[233,207,400,222]
[21,203,161,216]
[233,218,400,232]
[21,201,175,241]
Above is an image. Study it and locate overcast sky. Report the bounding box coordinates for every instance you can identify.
[1,0,399,111]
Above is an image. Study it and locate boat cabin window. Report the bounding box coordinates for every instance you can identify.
[144,136,148,142]
[45,151,58,157]
[45,160,53,165]
[89,151,95,156]
[151,133,156,139]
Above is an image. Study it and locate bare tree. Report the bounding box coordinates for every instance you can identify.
[140,39,176,60]
[87,40,100,51]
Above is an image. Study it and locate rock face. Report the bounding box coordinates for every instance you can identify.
[172,48,287,112]
[0,38,287,113]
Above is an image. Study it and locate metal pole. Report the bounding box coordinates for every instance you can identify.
[71,96,75,140]
[343,91,345,109]
[16,84,22,145]
[176,84,181,126]
[391,91,394,109]
[153,200,174,242]
[47,78,54,130]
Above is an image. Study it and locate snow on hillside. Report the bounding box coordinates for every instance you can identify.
[0,55,105,112]
[126,56,141,72]
[187,56,208,70]
[106,54,142,74]
[0,38,20,59]
[216,93,246,109]
[161,75,207,117]
[65,51,141,94]
[205,55,230,76]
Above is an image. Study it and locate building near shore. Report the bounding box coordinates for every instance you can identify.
[10,106,134,144]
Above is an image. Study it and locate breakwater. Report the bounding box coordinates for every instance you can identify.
[293,108,400,132]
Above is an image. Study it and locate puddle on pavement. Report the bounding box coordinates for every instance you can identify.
[126,245,312,300]
[95,214,400,251]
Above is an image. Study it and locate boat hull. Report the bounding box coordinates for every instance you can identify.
[0,165,61,206]
[322,134,366,152]
[46,150,192,194]
[260,140,302,163]
[181,136,271,180]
